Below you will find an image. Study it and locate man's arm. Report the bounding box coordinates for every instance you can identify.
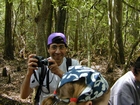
[20,54,38,99]
[20,73,32,98]
[110,83,134,105]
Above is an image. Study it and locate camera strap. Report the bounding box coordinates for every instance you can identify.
[66,58,72,71]
[46,69,50,93]
[34,65,47,103]
[34,58,71,103]
[33,70,39,83]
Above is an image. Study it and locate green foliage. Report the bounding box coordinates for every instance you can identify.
[0,0,139,64]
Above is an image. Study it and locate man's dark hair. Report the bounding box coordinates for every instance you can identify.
[133,57,140,75]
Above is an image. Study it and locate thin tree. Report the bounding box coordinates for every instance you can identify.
[107,0,114,72]
[35,0,51,57]
[4,0,14,60]
[115,0,125,64]
[55,0,67,33]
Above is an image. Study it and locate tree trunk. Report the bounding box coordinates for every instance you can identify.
[35,0,51,57]
[107,0,114,72]
[115,0,125,64]
[74,9,80,51]
[55,0,67,33]
[46,5,53,57]
[4,0,14,60]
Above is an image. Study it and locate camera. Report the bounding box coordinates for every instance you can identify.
[33,56,53,67]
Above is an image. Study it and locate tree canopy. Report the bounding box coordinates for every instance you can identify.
[0,0,140,71]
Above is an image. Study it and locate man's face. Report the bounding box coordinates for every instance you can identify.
[48,43,67,63]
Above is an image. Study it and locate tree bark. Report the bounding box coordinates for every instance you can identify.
[4,0,14,60]
[55,0,67,33]
[115,0,125,64]
[35,0,51,57]
[107,0,114,72]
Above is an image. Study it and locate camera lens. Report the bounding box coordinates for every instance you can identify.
[41,59,49,65]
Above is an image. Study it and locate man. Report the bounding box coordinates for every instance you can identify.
[109,56,140,105]
[20,32,80,105]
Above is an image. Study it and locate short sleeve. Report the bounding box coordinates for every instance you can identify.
[109,82,135,105]
[30,69,40,88]
[71,59,80,66]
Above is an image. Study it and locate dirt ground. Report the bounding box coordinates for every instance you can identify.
[0,58,32,105]
[0,57,123,105]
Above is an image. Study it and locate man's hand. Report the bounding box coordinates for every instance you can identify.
[27,54,38,75]
[48,59,64,78]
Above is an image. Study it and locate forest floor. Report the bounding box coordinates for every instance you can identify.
[0,56,124,105]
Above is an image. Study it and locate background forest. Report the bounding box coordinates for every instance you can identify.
[0,0,140,104]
